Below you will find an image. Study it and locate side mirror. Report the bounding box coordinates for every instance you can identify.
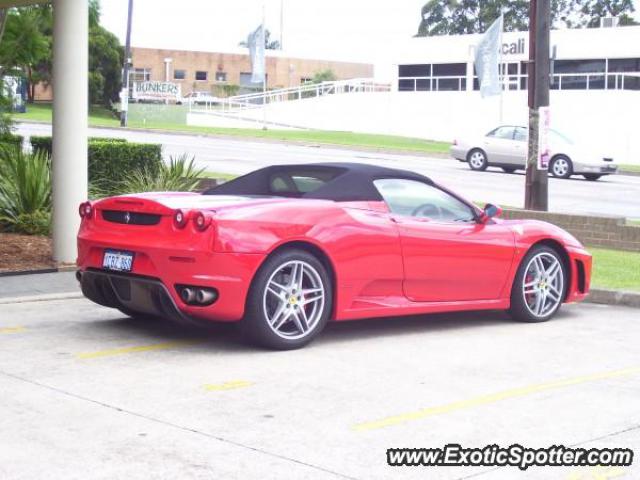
[480,203,502,223]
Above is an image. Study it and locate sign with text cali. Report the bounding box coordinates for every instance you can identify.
[132,81,181,100]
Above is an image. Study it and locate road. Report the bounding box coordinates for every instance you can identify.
[16,122,640,219]
[1,296,639,479]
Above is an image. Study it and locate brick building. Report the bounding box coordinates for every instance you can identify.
[34,47,373,101]
[129,47,373,95]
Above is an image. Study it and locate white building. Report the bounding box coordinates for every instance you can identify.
[190,25,640,165]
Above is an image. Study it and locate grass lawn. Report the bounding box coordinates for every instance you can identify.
[13,103,450,155]
[15,102,120,127]
[619,164,640,174]
[590,247,640,291]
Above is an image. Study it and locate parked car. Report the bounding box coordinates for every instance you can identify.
[180,91,220,105]
[77,163,591,350]
[450,126,618,180]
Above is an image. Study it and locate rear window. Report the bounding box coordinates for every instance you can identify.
[269,169,344,196]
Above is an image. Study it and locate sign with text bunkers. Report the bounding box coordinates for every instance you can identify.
[133,81,181,101]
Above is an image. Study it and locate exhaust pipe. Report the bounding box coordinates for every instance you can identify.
[180,287,196,304]
[196,288,217,305]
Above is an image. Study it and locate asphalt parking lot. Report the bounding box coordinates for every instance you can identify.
[1,298,639,480]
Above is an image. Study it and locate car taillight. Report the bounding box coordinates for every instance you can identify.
[79,201,92,219]
[193,210,211,231]
[174,209,188,229]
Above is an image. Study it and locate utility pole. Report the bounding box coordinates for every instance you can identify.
[524,0,550,211]
[280,0,284,50]
[120,0,134,127]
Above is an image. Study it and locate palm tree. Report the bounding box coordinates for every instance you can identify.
[239,28,281,50]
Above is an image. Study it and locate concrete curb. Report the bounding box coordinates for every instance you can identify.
[0,265,77,277]
[0,292,83,305]
[586,288,640,308]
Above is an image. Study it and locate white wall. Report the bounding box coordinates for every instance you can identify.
[189,90,640,164]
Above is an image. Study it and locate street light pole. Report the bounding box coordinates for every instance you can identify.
[524,0,550,211]
[120,0,134,127]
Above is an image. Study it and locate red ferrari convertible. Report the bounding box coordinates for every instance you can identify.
[77,163,591,349]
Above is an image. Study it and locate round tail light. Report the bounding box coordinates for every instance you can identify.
[79,202,92,219]
[193,211,211,231]
[173,209,187,229]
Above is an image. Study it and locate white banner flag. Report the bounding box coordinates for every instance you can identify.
[248,24,266,84]
[474,15,503,97]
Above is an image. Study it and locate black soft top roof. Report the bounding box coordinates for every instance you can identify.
[203,163,433,202]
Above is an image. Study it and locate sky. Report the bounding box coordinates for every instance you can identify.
[100,0,640,65]
[100,0,427,63]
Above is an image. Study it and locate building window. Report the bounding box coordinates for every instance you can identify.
[215,71,227,82]
[398,64,431,77]
[300,77,313,84]
[432,63,466,77]
[195,71,208,81]
[398,63,465,92]
[554,59,605,73]
[174,69,186,80]
[130,68,151,83]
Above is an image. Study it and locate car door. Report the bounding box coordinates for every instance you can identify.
[482,126,517,165]
[512,127,528,167]
[374,178,515,303]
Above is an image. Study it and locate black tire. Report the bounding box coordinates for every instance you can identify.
[508,245,567,323]
[502,167,517,174]
[583,174,602,181]
[549,155,573,179]
[241,249,332,350]
[467,148,488,171]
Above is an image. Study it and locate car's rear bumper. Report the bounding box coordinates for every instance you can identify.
[450,145,468,161]
[573,162,618,175]
[77,236,265,322]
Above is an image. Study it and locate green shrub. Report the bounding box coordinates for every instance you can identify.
[29,136,162,196]
[89,141,162,195]
[0,146,51,234]
[118,153,204,194]
[0,134,23,150]
[9,210,51,236]
[30,135,127,156]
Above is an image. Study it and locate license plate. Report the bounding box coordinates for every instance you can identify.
[102,250,134,272]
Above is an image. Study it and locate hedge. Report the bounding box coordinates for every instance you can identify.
[0,134,24,149]
[30,135,127,156]
[29,135,162,189]
[88,141,162,185]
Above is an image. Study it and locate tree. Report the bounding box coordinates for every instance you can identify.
[0,1,122,107]
[239,28,281,50]
[416,0,636,36]
[577,0,638,27]
[311,69,336,84]
[0,6,50,102]
[89,25,123,105]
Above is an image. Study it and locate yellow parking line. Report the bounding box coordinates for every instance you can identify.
[353,366,640,432]
[76,340,201,359]
[204,380,253,392]
[0,326,26,334]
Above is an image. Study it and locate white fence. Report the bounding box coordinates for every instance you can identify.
[189,78,391,115]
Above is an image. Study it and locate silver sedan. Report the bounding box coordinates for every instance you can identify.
[450,126,618,181]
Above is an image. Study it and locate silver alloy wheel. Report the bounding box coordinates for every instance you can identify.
[469,151,486,169]
[522,252,564,318]
[552,157,570,177]
[262,260,325,340]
